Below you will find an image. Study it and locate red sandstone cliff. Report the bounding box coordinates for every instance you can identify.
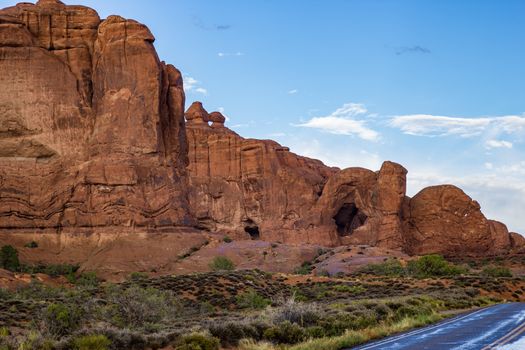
[0,0,191,230]
[0,0,522,268]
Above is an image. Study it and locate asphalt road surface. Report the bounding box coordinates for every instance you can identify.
[351,303,525,350]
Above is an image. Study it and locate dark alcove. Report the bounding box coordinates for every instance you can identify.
[333,203,367,236]
[243,219,260,239]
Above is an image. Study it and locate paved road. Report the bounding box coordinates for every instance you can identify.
[351,303,525,350]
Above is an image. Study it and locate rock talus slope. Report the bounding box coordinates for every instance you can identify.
[0,0,522,277]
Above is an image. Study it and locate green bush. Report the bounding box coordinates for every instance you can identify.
[103,285,181,329]
[358,259,405,276]
[407,255,466,277]
[74,271,100,287]
[208,256,235,271]
[73,335,111,350]
[24,241,38,249]
[0,245,20,271]
[175,333,220,350]
[43,303,82,336]
[209,321,266,346]
[223,236,233,243]
[294,262,313,275]
[482,265,512,277]
[236,289,271,309]
[263,321,306,344]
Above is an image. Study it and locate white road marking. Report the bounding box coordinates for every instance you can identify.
[354,306,499,350]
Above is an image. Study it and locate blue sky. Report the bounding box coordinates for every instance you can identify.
[3,0,524,233]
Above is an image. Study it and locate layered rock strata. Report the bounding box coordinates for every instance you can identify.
[0,0,191,231]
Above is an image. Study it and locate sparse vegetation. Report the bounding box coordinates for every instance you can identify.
[73,335,111,350]
[209,256,236,271]
[24,241,39,249]
[0,245,20,271]
[236,289,271,309]
[0,265,517,349]
[482,265,512,277]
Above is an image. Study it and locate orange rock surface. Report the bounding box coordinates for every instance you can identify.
[0,1,522,278]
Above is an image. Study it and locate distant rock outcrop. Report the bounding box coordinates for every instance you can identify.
[0,0,521,274]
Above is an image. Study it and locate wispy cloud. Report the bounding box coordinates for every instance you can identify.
[218,52,244,57]
[289,138,382,170]
[192,15,231,31]
[183,75,207,95]
[485,139,513,149]
[395,45,431,55]
[288,89,298,95]
[390,114,525,137]
[295,103,380,141]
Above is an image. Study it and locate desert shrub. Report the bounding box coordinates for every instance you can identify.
[175,333,219,350]
[24,241,38,249]
[0,245,20,271]
[236,289,271,309]
[263,321,306,344]
[0,327,8,337]
[73,335,111,350]
[268,296,321,327]
[16,331,54,350]
[305,326,325,338]
[42,303,82,337]
[358,259,405,276]
[482,265,512,277]
[294,262,313,275]
[333,284,366,294]
[129,272,148,282]
[223,236,233,243]
[209,321,266,346]
[74,271,100,287]
[209,256,235,271]
[102,285,181,329]
[407,255,466,277]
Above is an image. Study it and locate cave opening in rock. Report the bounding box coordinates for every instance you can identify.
[244,219,260,240]
[333,203,367,236]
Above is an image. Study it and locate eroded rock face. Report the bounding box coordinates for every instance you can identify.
[0,0,521,268]
[185,103,337,244]
[0,1,191,230]
[185,103,408,248]
[403,185,516,256]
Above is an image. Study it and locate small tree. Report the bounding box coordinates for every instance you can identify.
[209,256,235,271]
[0,245,20,271]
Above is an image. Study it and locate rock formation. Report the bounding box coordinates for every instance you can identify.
[0,0,522,274]
[0,0,191,231]
[402,185,518,256]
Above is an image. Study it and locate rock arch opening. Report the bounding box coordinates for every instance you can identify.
[333,203,367,236]
[244,219,260,239]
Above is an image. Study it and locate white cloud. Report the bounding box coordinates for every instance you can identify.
[485,139,513,149]
[268,132,286,137]
[288,138,382,170]
[288,89,298,95]
[390,114,525,137]
[183,75,208,95]
[183,76,198,91]
[218,52,244,57]
[295,103,379,141]
[216,107,230,121]
[484,162,494,170]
